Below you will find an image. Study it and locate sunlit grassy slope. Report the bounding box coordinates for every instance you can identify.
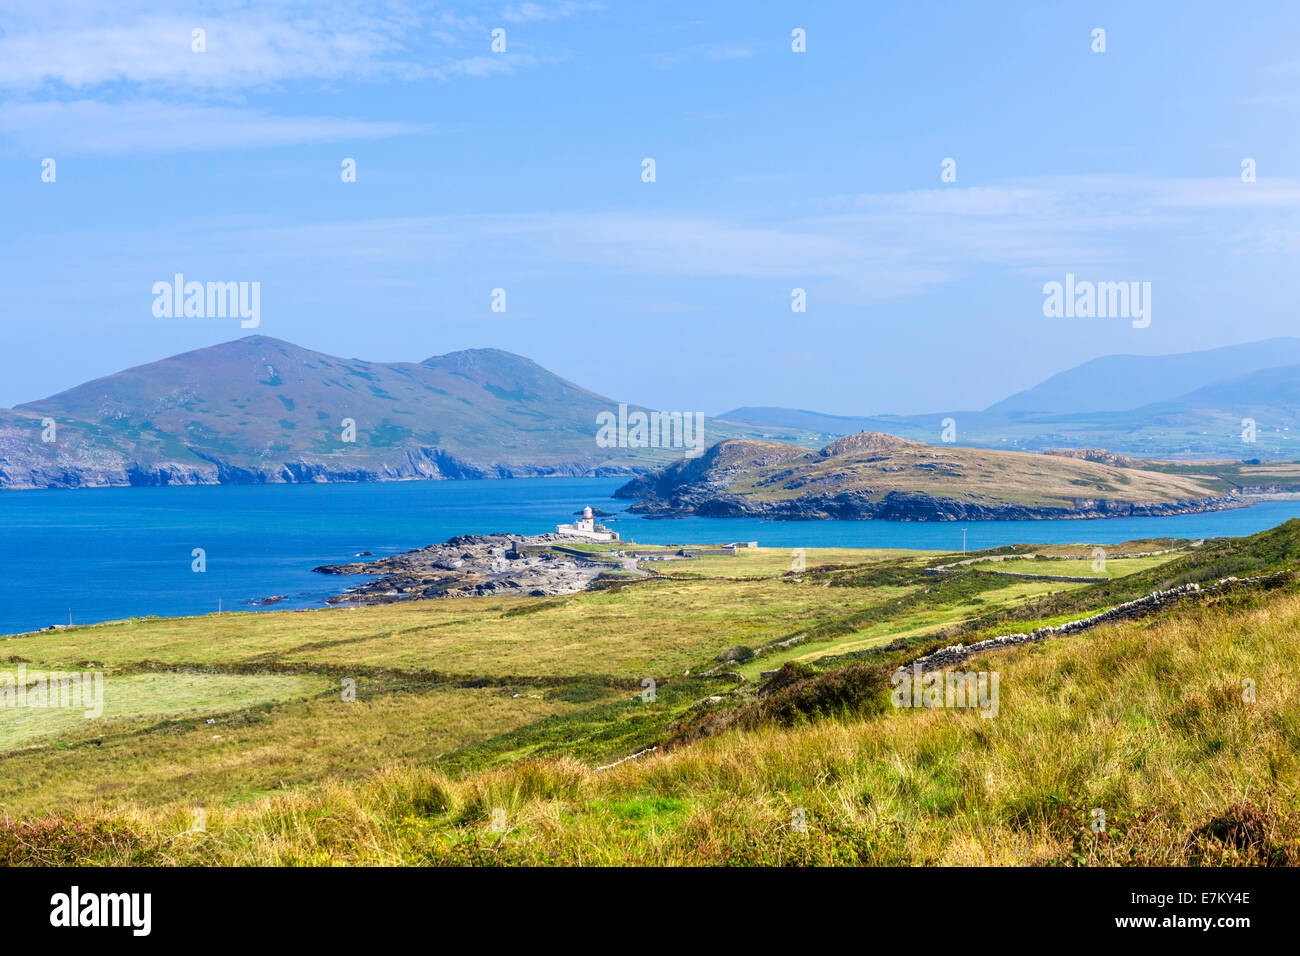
[4,525,1299,865]
[0,672,328,753]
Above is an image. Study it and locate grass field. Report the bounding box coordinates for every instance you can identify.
[964,555,1172,578]
[3,526,1298,866]
[652,547,925,579]
[0,680,595,815]
[0,671,329,753]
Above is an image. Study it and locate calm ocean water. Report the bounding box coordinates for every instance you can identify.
[4,478,1300,637]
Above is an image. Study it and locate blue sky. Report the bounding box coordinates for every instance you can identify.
[2,0,1300,414]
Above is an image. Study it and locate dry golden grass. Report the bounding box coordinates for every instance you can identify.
[15,583,1296,866]
[0,671,327,752]
[0,683,587,817]
[5,570,900,679]
[710,436,1226,509]
[652,546,931,579]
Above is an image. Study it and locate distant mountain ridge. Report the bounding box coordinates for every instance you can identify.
[5,335,1298,490]
[0,337,805,489]
[986,338,1300,414]
[720,339,1300,459]
[713,406,900,437]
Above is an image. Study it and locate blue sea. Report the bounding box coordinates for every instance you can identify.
[4,478,1300,637]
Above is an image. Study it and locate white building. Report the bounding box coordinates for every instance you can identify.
[556,505,620,542]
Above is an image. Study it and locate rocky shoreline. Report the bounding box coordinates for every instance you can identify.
[615,487,1250,522]
[0,451,640,490]
[312,533,631,604]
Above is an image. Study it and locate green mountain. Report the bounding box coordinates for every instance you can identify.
[0,336,804,489]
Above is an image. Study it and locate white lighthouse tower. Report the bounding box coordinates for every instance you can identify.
[556,505,619,541]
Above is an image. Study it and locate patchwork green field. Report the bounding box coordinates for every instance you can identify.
[0,671,329,754]
[3,527,1299,866]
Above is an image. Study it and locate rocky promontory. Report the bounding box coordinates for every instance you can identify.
[312,533,628,603]
[614,433,1250,521]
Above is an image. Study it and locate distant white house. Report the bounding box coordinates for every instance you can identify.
[556,506,620,542]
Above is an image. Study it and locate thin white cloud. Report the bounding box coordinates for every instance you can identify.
[1143,177,1300,209]
[0,1,575,93]
[502,2,603,24]
[0,2,581,155]
[258,175,1300,297]
[0,100,425,155]
[0,8,418,91]
[651,42,758,70]
[37,175,1300,305]
[436,53,538,79]
[702,44,757,61]
[165,201,1098,302]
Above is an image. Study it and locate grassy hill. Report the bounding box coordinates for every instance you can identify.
[0,336,821,489]
[3,521,1300,865]
[613,432,1285,519]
